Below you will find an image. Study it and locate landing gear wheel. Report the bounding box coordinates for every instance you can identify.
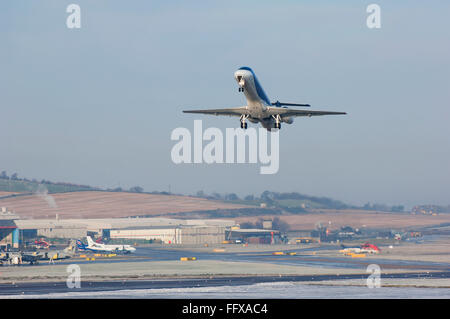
[240,115,249,129]
[272,114,281,130]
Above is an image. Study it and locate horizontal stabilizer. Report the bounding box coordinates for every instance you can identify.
[267,107,347,117]
[272,100,310,107]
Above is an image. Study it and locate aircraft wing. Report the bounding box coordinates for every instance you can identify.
[183,106,248,117]
[267,107,346,117]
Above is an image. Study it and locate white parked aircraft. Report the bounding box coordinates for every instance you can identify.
[77,236,136,254]
[183,66,346,131]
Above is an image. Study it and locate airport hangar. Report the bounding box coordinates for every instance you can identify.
[0,208,20,249]
[1,207,282,246]
[14,218,233,245]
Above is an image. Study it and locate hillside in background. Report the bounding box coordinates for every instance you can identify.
[0,172,97,195]
[1,172,449,225]
[0,191,250,219]
[198,190,407,213]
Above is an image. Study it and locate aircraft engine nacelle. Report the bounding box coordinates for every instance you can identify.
[282,117,294,124]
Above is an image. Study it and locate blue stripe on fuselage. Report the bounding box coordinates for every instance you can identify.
[238,67,271,106]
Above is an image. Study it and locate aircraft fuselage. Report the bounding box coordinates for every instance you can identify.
[234,67,275,128]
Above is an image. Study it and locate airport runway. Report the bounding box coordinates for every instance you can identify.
[4,244,450,271]
[2,244,450,297]
[45,245,450,272]
[2,272,450,297]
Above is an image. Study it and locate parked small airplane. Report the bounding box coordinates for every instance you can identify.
[340,242,381,254]
[34,238,52,249]
[76,236,136,254]
[0,241,75,265]
[0,251,41,265]
[183,66,346,131]
[38,241,75,263]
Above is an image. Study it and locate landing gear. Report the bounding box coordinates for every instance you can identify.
[238,87,245,92]
[240,114,249,129]
[272,114,281,129]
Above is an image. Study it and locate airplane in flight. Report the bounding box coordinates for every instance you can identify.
[76,236,136,254]
[183,66,346,131]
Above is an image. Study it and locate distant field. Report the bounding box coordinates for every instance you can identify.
[3,189,449,230]
[233,211,450,230]
[0,191,250,219]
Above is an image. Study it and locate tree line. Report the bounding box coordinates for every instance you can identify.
[194,190,406,212]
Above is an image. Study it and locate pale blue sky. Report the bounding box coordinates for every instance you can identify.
[1,1,449,207]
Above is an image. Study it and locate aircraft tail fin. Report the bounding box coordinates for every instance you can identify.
[86,236,95,246]
[64,240,76,253]
[76,239,86,250]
